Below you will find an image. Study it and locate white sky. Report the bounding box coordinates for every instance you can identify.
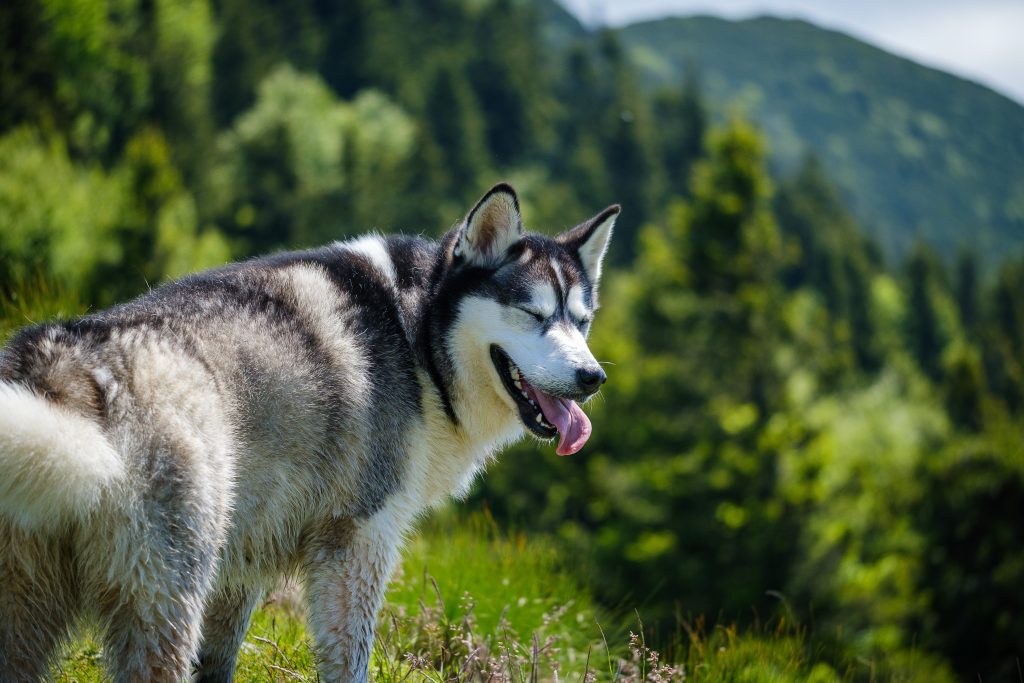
[557,0,1024,105]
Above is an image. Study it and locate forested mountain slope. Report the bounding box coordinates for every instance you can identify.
[608,15,1024,268]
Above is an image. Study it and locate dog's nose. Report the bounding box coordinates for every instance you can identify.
[576,367,607,394]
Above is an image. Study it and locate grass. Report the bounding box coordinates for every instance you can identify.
[46,510,861,682]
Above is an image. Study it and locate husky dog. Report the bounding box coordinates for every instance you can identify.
[0,184,617,682]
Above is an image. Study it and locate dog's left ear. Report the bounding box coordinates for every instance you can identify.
[455,183,523,268]
[557,204,619,287]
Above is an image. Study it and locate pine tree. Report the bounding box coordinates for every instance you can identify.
[943,342,985,432]
[652,69,707,198]
[594,31,660,261]
[211,0,320,126]
[467,0,544,166]
[320,0,375,99]
[422,61,489,200]
[984,259,1024,412]
[905,244,944,381]
[686,121,781,296]
[774,155,881,371]
[955,249,980,337]
[566,120,795,619]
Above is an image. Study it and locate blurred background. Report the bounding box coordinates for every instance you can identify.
[1,0,1022,680]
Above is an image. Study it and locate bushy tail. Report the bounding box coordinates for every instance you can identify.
[0,381,124,530]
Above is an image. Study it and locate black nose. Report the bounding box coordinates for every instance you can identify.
[576,367,607,394]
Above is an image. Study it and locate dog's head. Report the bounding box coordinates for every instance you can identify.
[438,183,617,455]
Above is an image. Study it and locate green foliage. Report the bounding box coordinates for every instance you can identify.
[903,245,948,381]
[651,72,707,197]
[0,273,85,344]
[146,0,217,187]
[467,0,549,166]
[0,126,228,304]
[777,368,948,654]
[422,60,490,202]
[941,341,985,432]
[0,0,149,159]
[774,155,880,375]
[0,128,128,296]
[214,65,419,251]
[983,257,1024,412]
[914,432,1024,681]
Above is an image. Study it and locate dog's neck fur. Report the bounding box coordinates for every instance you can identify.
[381,229,523,457]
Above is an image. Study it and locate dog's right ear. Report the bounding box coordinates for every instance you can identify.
[455,183,523,268]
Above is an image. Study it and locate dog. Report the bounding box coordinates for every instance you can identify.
[0,183,617,682]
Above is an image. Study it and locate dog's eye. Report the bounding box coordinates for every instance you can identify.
[518,307,545,322]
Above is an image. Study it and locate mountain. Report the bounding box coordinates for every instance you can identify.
[535,0,588,46]
[553,11,1024,269]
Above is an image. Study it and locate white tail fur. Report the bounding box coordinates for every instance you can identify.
[0,381,123,530]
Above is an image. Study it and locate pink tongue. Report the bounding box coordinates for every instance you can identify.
[531,389,592,456]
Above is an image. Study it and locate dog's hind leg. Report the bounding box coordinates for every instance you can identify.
[88,454,231,681]
[92,508,221,683]
[194,583,264,683]
[94,505,224,683]
[0,521,80,682]
[98,588,206,683]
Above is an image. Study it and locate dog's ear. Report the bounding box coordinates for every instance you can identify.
[557,204,619,287]
[455,183,523,267]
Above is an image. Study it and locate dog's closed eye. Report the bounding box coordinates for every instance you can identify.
[517,307,546,322]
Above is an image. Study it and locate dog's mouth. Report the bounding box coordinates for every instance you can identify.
[490,345,592,456]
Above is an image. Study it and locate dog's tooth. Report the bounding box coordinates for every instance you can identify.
[513,379,522,390]
[535,414,543,424]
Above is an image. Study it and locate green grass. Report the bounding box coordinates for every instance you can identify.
[46,510,863,682]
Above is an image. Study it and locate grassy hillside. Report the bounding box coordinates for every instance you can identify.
[614,15,1024,269]
[50,511,889,682]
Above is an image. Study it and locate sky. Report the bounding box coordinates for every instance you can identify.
[557,0,1024,105]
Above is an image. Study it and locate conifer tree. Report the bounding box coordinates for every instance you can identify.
[955,249,980,336]
[686,121,781,296]
[593,31,660,261]
[984,260,1024,412]
[943,343,985,431]
[320,0,375,99]
[467,0,543,166]
[775,156,880,371]
[423,61,489,200]
[905,245,945,381]
[652,70,706,198]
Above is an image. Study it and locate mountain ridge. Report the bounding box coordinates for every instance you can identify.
[543,4,1024,269]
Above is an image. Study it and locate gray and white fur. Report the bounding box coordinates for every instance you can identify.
[0,183,617,682]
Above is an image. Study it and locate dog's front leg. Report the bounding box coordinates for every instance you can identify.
[302,512,402,683]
